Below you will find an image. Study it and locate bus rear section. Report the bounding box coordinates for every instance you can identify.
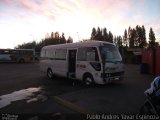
[40,41,124,85]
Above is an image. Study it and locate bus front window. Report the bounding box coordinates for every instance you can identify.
[100,45,122,62]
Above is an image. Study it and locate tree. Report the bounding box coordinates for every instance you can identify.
[96,27,103,41]
[60,32,66,44]
[91,27,96,40]
[67,36,73,43]
[149,27,156,48]
[117,36,122,47]
[113,36,117,46]
[108,31,113,43]
[123,29,128,47]
[15,41,36,49]
[135,25,141,47]
[103,28,108,42]
[140,25,147,48]
[91,27,114,42]
[127,25,147,48]
[51,32,54,39]
[16,30,71,53]
[129,28,136,48]
[128,26,132,48]
[135,25,146,48]
[55,32,59,39]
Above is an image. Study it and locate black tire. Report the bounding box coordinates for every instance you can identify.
[83,73,94,86]
[47,69,54,80]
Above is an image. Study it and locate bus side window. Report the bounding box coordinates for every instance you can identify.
[86,47,99,61]
[77,47,99,61]
[77,48,86,61]
[55,49,67,60]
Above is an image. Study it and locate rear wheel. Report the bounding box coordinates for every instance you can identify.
[47,69,54,80]
[83,74,94,86]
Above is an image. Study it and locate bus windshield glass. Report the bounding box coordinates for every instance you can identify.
[100,44,122,62]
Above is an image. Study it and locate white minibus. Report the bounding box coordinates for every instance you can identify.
[40,41,124,85]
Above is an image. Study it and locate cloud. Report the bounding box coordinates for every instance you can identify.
[149,17,160,40]
[0,0,131,23]
[0,0,160,48]
[0,0,55,20]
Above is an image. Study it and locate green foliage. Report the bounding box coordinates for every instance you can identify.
[66,36,73,43]
[90,27,113,43]
[108,31,113,43]
[15,32,67,52]
[15,41,36,49]
[103,28,108,41]
[149,27,156,48]
[130,28,136,48]
[127,25,147,48]
[90,25,149,48]
[16,25,157,52]
[91,27,96,40]
[115,36,122,47]
[123,29,128,47]
[139,25,147,48]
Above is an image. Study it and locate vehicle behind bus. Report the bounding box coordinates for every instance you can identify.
[0,49,35,63]
[40,41,124,85]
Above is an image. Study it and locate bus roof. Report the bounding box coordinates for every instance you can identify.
[42,40,115,50]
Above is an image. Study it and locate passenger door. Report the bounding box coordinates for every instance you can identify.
[68,49,77,78]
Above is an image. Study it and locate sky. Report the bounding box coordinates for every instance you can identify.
[0,0,160,49]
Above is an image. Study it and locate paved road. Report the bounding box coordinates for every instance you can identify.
[0,63,155,119]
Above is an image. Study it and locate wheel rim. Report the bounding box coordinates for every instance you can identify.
[48,70,53,79]
[85,77,92,85]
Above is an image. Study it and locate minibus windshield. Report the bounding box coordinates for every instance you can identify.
[100,44,122,62]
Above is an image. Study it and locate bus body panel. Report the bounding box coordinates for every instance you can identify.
[40,60,67,77]
[76,61,102,84]
[51,60,67,77]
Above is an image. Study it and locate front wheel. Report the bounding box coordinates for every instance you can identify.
[47,69,54,80]
[83,74,94,86]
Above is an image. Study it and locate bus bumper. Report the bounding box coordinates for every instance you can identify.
[101,71,124,84]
